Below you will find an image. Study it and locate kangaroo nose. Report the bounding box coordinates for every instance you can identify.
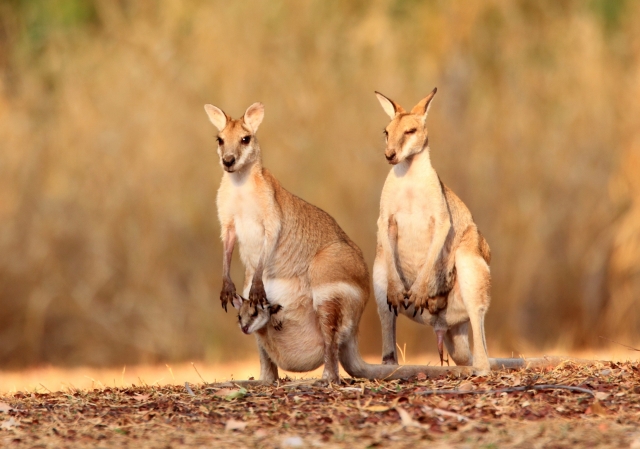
[241,325,249,334]
[385,151,396,161]
[222,155,236,167]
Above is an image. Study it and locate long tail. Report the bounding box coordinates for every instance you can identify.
[339,337,593,380]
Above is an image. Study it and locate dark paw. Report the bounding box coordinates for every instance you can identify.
[271,318,283,331]
[249,281,268,308]
[220,279,237,312]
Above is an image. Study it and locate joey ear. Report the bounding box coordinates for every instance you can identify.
[375,91,405,119]
[231,294,244,310]
[410,87,437,118]
[204,104,228,131]
[243,102,264,133]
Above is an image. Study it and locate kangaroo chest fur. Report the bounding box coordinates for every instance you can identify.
[383,156,447,285]
[218,173,267,271]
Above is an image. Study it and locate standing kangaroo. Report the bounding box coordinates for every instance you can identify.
[205,101,486,383]
[373,88,492,374]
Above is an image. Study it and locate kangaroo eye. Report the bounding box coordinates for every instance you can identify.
[405,128,417,135]
[217,137,224,145]
[251,308,258,318]
[241,136,251,144]
[237,315,241,321]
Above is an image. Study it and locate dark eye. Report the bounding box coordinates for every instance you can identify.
[241,136,251,144]
[237,315,241,321]
[251,308,258,318]
[217,137,224,145]
[383,130,388,136]
[405,128,417,135]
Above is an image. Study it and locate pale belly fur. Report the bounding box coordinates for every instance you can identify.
[395,211,432,286]
[249,278,325,372]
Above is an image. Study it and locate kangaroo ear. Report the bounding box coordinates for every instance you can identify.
[410,87,437,118]
[204,104,228,131]
[243,102,264,133]
[231,294,244,310]
[375,91,405,119]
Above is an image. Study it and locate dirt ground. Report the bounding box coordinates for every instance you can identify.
[1,360,639,448]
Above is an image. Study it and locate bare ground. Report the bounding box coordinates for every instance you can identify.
[1,361,639,448]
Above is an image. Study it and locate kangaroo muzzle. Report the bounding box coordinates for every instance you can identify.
[222,154,236,170]
[385,149,398,164]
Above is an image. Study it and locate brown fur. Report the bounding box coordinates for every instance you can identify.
[373,89,493,373]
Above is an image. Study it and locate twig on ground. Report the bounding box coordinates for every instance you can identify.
[599,336,640,351]
[184,382,196,396]
[191,362,208,385]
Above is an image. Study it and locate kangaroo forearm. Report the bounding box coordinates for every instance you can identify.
[222,225,236,281]
[414,218,451,287]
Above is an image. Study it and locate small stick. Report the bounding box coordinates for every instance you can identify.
[184,382,196,396]
[191,362,208,385]
[166,364,175,381]
[599,336,640,351]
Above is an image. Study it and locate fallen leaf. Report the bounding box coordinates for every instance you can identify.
[587,400,608,416]
[364,405,393,413]
[213,388,235,397]
[0,403,13,413]
[282,436,304,447]
[0,418,19,430]
[133,393,149,402]
[416,372,427,381]
[594,392,609,401]
[225,388,247,400]
[225,419,247,431]
[458,381,474,392]
[396,407,421,427]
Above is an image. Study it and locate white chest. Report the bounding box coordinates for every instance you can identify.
[382,163,444,282]
[218,180,265,268]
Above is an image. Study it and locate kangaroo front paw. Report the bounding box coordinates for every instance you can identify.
[249,281,268,308]
[220,279,236,312]
[271,317,283,331]
[386,286,405,316]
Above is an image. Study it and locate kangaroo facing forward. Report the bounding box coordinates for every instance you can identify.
[373,88,492,374]
[205,102,487,382]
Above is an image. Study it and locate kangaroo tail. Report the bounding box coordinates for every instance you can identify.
[339,337,593,380]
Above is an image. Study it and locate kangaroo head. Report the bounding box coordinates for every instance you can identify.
[203,102,265,173]
[374,88,437,165]
[231,294,282,334]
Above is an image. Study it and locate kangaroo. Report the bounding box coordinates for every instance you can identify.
[205,101,485,383]
[373,88,492,374]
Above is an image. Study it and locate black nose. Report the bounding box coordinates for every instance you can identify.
[241,325,249,334]
[385,151,396,161]
[223,155,236,167]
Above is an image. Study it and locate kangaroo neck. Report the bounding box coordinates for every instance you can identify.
[226,158,263,187]
[392,145,436,180]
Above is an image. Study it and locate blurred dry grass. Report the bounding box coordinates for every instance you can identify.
[0,0,639,368]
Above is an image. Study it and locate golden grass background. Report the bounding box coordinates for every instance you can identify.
[1,0,639,369]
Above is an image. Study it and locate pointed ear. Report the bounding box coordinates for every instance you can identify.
[204,104,228,131]
[243,102,264,133]
[231,294,244,310]
[375,91,405,119]
[410,87,437,117]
